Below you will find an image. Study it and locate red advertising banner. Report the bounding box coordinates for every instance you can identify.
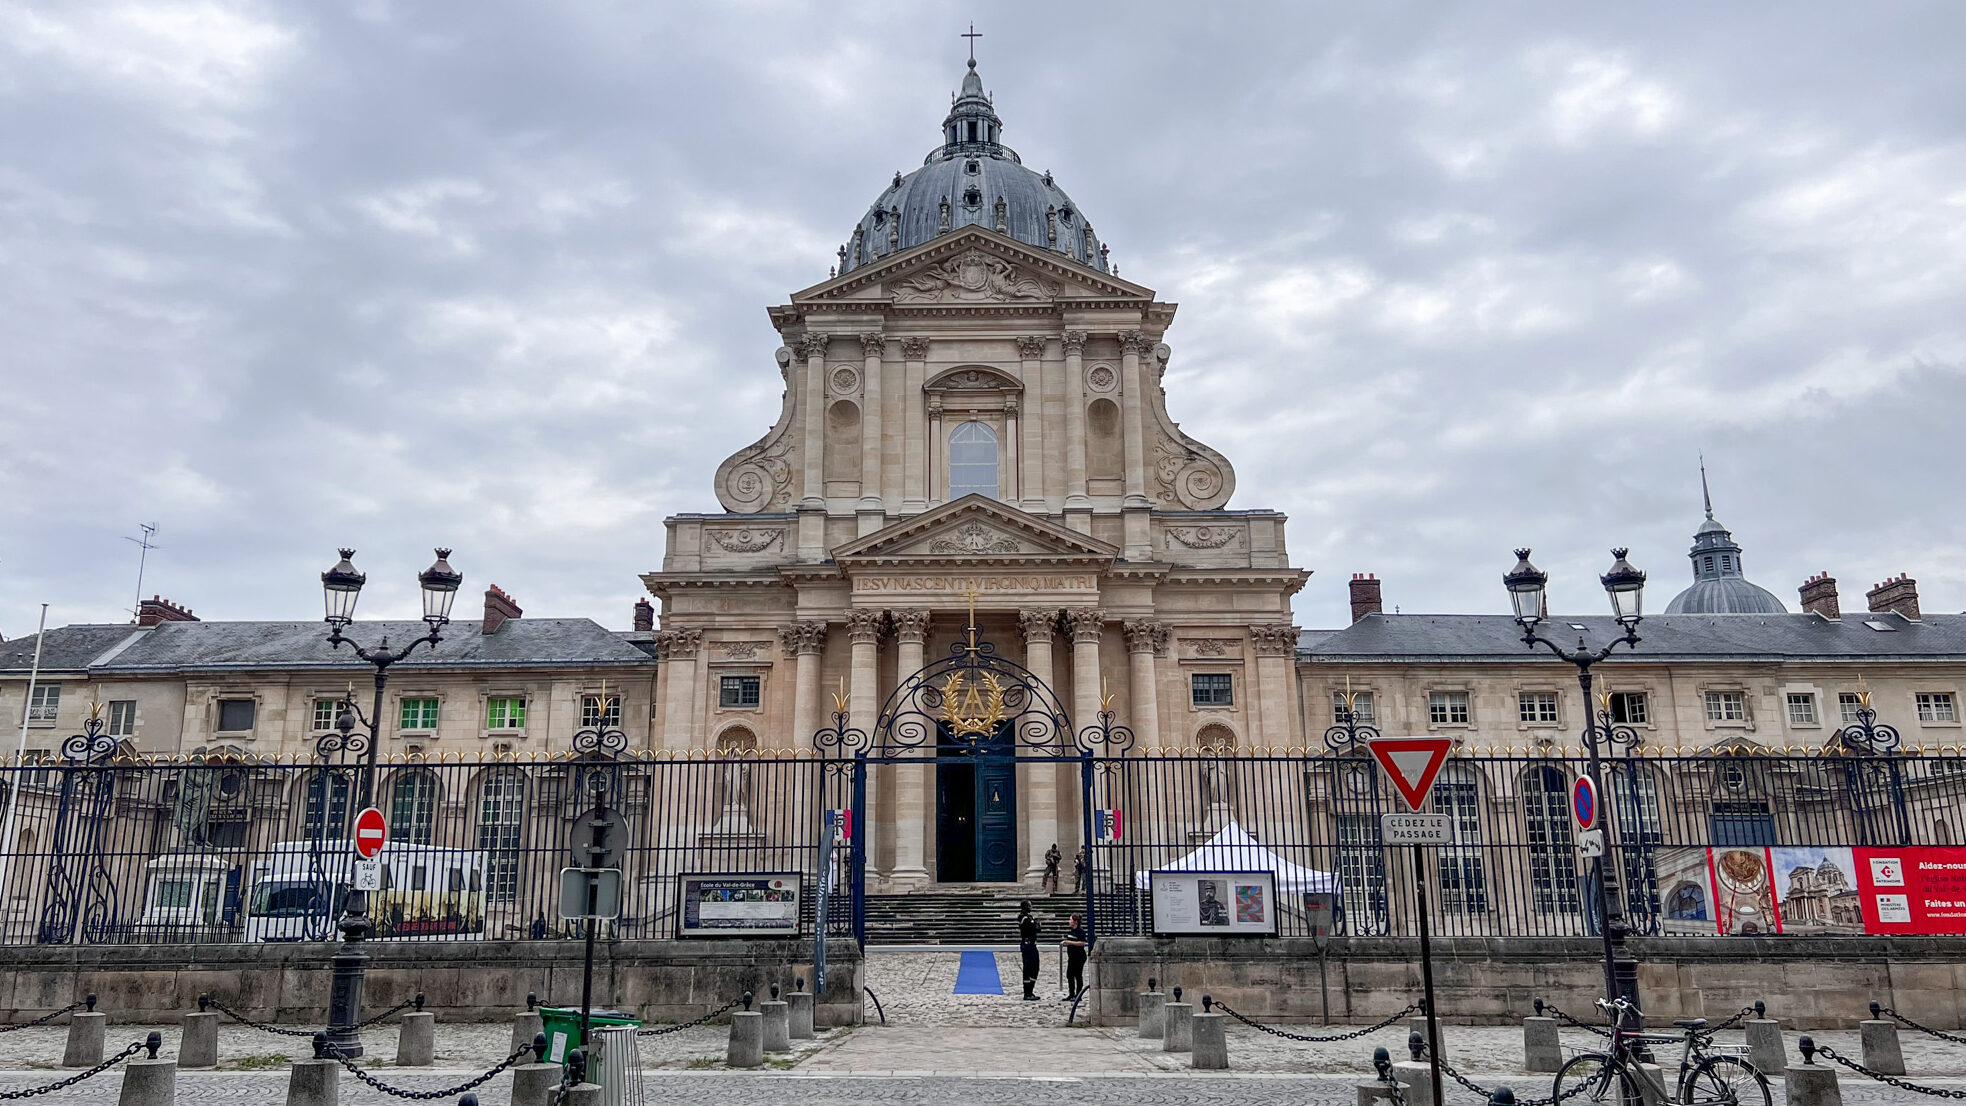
[1852,847,1966,935]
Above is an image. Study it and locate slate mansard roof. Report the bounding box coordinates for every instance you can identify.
[1,619,656,675]
[1300,612,1966,664]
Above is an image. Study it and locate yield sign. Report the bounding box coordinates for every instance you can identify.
[352,806,388,859]
[1367,736,1455,812]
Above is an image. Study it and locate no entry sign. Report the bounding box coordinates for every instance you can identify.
[353,806,387,859]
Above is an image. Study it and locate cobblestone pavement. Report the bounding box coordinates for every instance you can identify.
[864,946,1081,1027]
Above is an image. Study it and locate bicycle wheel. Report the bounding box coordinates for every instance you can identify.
[1680,1055,1771,1106]
[1554,1052,1643,1106]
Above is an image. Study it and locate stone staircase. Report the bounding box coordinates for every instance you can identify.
[863,887,1083,946]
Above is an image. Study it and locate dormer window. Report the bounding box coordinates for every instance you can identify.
[1721,555,1733,571]
[872,209,886,227]
[965,160,979,175]
[963,186,981,209]
[1059,207,1074,225]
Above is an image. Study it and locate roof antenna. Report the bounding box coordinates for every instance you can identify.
[125,523,160,622]
[1699,451,1713,521]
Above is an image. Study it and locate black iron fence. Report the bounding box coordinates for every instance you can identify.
[0,753,851,945]
[0,747,1959,946]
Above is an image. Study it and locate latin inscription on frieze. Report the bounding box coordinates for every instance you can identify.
[852,574,1097,593]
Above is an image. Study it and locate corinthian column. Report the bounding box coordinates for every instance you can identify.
[857,332,886,529]
[1061,330,1090,524]
[1250,624,1302,747]
[779,622,828,749]
[656,629,703,750]
[1015,335,1047,512]
[890,610,932,885]
[1118,330,1153,509]
[1065,608,1107,750]
[1123,620,1168,750]
[846,608,886,878]
[798,333,831,510]
[1020,608,1061,880]
[900,337,930,513]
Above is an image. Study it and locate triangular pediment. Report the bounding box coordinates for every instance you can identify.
[791,228,1155,306]
[833,495,1119,563]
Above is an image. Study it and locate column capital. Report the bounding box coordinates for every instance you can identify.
[858,331,888,356]
[846,608,886,645]
[1014,335,1047,359]
[1018,608,1058,643]
[890,609,933,644]
[900,336,931,361]
[1064,607,1107,644]
[1061,330,1088,355]
[1123,620,1170,655]
[777,621,828,656]
[1118,329,1155,356]
[1249,624,1301,657]
[655,628,703,659]
[1004,395,1020,416]
[798,333,832,360]
[926,398,943,419]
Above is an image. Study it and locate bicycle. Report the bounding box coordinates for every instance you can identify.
[1553,998,1771,1106]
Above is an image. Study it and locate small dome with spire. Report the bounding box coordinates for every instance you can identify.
[1664,461,1789,615]
[836,57,1109,276]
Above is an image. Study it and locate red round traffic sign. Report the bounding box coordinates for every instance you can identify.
[353,806,388,859]
[1572,776,1600,831]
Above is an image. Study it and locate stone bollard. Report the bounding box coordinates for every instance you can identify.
[1791,1038,1844,1106]
[118,1032,174,1106]
[63,995,105,1068]
[1744,1005,1785,1076]
[761,984,791,1052]
[1138,979,1166,1039]
[1162,988,1194,1053]
[788,978,816,1040]
[728,992,763,1069]
[1523,1012,1560,1072]
[509,1061,562,1106]
[394,1009,434,1067]
[1859,1006,1905,1076]
[511,992,545,1058]
[1190,995,1228,1070]
[181,998,220,1070]
[564,1083,602,1106]
[1358,1047,1399,1106]
[1633,1062,1670,1106]
[1409,1012,1445,1061]
[285,1036,340,1106]
[1391,1059,1435,1106]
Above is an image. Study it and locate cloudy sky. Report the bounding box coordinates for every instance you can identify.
[2,1,1962,637]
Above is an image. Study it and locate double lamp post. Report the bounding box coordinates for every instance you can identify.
[316,547,464,1058]
[1503,546,1648,1023]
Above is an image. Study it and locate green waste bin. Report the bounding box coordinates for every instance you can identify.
[536,1006,641,1067]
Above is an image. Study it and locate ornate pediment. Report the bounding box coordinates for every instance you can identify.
[787,228,1156,307]
[834,495,1119,563]
[892,248,1059,303]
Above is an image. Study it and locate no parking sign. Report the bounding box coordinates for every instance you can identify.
[1572,775,1600,832]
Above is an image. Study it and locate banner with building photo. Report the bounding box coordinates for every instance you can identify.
[1770,847,1863,935]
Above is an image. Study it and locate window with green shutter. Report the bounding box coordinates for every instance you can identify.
[399,698,440,731]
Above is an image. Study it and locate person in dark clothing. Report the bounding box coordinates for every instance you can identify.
[1071,849,1086,893]
[1060,913,1090,1001]
[1017,900,1041,1000]
[1042,843,1062,894]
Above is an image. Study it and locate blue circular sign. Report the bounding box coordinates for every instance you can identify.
[1572,775,1600,830]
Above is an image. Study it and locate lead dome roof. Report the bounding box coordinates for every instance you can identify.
[1663,475,1788,615]
[837,59,1109,276]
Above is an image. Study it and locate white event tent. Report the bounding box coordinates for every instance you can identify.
[1133,821,1340,894]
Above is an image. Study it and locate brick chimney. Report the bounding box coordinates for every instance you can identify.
[1798,573,1840,619]
[633,598,655,632]
[1866,574,1920,621]
[482,586,522,635]
[1349,574,1383,623]
[137,596,199,627]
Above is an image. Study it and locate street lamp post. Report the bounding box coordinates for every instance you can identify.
[1503,547,1647,1024]
[316,547,463,1058]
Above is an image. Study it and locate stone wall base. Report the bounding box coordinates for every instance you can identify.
[1089,936,1966,1030]
[0,938,862,1026]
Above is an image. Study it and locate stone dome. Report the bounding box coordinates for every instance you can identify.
[837,59,1109,276]
[1663,471,1788,615]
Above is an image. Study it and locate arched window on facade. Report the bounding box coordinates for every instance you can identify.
[301,771,352,841]
[1523,764,1581,914]
[475,770,526,903]
[389,770,440,845]
[1432,764,1487,914]
[1665,880,1708,922]
[948,421,999,499]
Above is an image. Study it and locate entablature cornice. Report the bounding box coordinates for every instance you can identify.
[640,572,790,599]
[1161,568,1313,594]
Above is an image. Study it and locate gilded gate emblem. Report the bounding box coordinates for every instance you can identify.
[940,671,1007,739]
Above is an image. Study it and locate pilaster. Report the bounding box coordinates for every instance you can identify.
[857,332,886,529]
[1250,624,1301,747]
[1123,620,1168,750]
[890,610,932,885]
[900,337,930,513]
[1020,607,1061,880]
[1016,335,1047,513]
[1061,330,1091,530]
[656,629,702,750]
[779,622,827,749]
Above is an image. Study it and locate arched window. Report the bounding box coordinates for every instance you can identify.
[1432,765,1487,913]
[1523,765,1580,914]
[475,770,526,903]
[948,421,999,500]
[301,771,352,841]
[389,770,440,845]
[1666,881,1708,921]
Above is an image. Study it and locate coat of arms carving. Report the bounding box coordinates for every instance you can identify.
[927,521,1021,554]
[893,249,1060,303]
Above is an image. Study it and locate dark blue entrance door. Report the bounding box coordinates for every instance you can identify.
[935,723,1018,882]
[976,752,1017,881]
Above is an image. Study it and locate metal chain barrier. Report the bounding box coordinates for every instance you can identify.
[1421,1039,1599,1106]
[636,996,741,1037]
[0,1003,86,1035]
[1706,1004,1759,1033]
[1212,1001,1420,1043]
[1537,1000,1613,1039]
[1813,1044,1966,1100]
[201,994,318,1038]
[353,995,423,1031]
[1876,1004,1966,1048]
[318,1035,536,1101]
[0,1039,145,1101]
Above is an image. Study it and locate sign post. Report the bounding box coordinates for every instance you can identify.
[564,777,626,1053]
[1369,736,1454,1106]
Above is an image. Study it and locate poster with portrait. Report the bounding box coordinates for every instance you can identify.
[1150,871,1278,936]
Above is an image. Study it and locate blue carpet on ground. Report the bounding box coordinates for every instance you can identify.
[952,949,1004,994]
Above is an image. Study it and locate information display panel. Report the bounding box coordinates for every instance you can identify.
[676,872,802,938]
[1150,870,1278,936]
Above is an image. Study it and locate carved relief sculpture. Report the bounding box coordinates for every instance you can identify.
[892,249,1060,303]
[715,641,767,660]
[927,521,1021,554]
[1165,525,1240,550]
[708,528,786,554]
[1186,638,1239,658]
